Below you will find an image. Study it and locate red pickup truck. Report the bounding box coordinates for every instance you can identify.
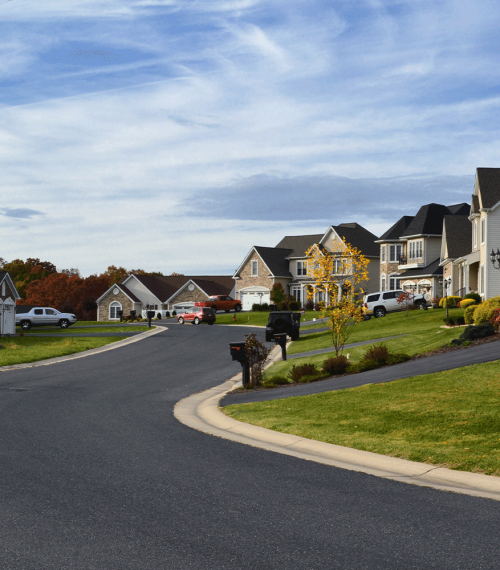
[195,295,242,313]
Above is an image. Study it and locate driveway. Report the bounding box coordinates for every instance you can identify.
[1,323,499,569]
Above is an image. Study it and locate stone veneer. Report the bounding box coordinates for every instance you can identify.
[236,251,276,296]
[170,287,209,306]
[98,288,134,321]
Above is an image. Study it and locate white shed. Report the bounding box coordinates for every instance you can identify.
[0,298,16,335]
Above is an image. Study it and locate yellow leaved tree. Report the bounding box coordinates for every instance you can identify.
[305,238,369,356]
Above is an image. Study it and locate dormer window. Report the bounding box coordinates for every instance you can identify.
[251,260,258,276]
[408,240,423,260]
[297,261,307,276]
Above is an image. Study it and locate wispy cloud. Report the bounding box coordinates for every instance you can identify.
[1,208,44,219]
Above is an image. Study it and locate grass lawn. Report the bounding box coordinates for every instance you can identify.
[21,325,152,334]
[224,361,500,476]
[214,310,318,327]
[0,336,120,366]
[262,308,466,384]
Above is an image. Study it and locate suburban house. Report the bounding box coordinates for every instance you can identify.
[448,167,500,300]
[376,202,469,298]
[0,271,21,335]
[233,223,380,310]
[439,215,472,297]
[96,274,235,321]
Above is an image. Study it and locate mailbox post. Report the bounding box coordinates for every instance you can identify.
[229,341,250,387]
[117,309,123,323]
[274,333,287,360]
[147,310,155,328]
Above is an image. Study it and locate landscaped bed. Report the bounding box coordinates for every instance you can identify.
[224,360,500,476]
[0,336,120,367]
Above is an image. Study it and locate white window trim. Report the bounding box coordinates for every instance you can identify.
[109,301,122,320]
[251,260,258,276]
[481,217,485,245]
[381,273,386,291]
[474,220,478,249]
[381,245,386,263]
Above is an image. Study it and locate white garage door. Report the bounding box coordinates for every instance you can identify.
[241,291,271,311]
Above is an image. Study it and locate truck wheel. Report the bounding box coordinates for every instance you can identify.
[374,307,386,318]
[235,304,241,312]
[194,317,200,325]
[21,320,32,330]
[178,317,184,324]
[59,319,70,329]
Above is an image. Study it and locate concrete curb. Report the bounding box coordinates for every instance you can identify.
[0,325,166,373]
[174,351,500,502]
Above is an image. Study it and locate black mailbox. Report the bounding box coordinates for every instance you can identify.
[130,310,136,317]
[230,342,248,363]
[117,309,123,322]
[274,333,288,361]
[147,311,155,319]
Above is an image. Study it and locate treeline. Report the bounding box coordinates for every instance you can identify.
[0,258,176,321]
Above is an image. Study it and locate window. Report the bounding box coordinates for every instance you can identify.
[251,260,258,276]
[389,244,403,262]
[408,240,422,260]
[109,301,122,319]
[389,275,401,290]
[297,261,307,276]
[332,258,342,274]
[34,309,43,315]
[381,274,386,291]
[481,218,485,244]
[383,292,396,300]
[292,287,302,302]
[45,309,56,315]
[381,245,386,263]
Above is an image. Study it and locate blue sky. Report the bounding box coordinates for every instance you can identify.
[1,0,499,276]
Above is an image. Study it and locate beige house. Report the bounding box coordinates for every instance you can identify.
[97,274,235,320]
[233,223,380,310]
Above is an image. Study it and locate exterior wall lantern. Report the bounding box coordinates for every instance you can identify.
[490,249,500,269]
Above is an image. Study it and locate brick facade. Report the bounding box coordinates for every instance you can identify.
[235,252,275,297]
[98,289,134,321]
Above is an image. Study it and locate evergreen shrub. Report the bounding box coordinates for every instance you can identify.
[439,296,462,308]
[458,298,476,309]
[473,296,500,325]
[321,355,350,376]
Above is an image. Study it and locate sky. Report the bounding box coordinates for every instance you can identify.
[1,0,500,276]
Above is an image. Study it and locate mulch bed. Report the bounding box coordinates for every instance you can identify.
[226,331,500,395]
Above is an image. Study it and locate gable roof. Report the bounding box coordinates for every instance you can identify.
[377,216,414,242]
[0,271,22,300]
[254,246,293,277]
[96,281,142,304]
[447,203,470,216]
[471,194,480,215]
[401,203,457,237]
[329,223,379,257]
[442,215,471,260]
[476,167,500,209]
[274,234,324,258]
[131,274,234,302]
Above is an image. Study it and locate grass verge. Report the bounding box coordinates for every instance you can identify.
[20,325,152,334]
[0,336,120,366]
[224,361,500,476]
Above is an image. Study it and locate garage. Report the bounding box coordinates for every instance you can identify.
[239,288,271,311]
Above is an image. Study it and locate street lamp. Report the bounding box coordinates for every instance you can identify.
[490,249,500,269]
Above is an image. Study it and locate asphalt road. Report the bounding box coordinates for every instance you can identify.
[1,324,499,569]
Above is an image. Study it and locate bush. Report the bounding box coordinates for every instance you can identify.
[386,353,412,365]
[321,355,350,376]
[305,300,314,311]
[473,296,500,325]
[464,305,476,324]
[362,344,390,366]
[439,296,462,308]
[288,363,318,382]
[261,302,269,312]
[455,316,465,326]
[252,304,262,312]
[165,311,170,318]
[351,359,381,373]
[278,300,289,311]
[464,292,482,303]
[157,312,162,319]
[262,375,290,388]
[450,323,495,345]
[489,308,500,330]
[443,316,455,326]
[458,298,477,309]
[172,311,177,316]
[289,301,301,311]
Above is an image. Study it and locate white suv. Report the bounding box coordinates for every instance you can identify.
[363,290,428,318]
[16,307,77,330]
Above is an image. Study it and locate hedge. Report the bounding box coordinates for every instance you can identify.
[439,295,461,308]
[473,296,500,325]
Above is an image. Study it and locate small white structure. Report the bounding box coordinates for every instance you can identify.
[0,298,16,335]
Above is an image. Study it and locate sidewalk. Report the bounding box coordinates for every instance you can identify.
[174,348,500,502]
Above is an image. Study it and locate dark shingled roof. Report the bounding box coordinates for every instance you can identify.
[119,283,141,303]
[378,216,414,242]
[471,194,480,214]
[402,203,454,237]
[476,167,500,209]
[397,257,443,278]
[443,216,472,259]
[332,223,379,257]
[447,203,470,216]
[254,246,293,277]
[130,274,234,302]
[275,234,324,257]
[0,271,7,282]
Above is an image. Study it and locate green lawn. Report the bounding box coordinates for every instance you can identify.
[214,311,318,326]
[21,325,152,334]
[225,361,500,476]
[262,308,466,384]
[0,336,120,366]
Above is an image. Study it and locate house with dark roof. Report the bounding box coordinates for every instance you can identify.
[96,274,235,320]
[439,216,472,297]
[233,223,380,310]
[375,203,469,298]
[451,167,500,300]
[0,271,21,335]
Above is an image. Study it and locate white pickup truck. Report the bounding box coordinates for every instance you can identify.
[16,307,78,330]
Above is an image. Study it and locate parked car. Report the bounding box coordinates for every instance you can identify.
[195,295,242,313]
[265,311,301,342]
[15,307,78,330]
[177,307,216,325]
[363,290,429,318]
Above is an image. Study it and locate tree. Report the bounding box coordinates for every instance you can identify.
[397,291,412,317]
[3,258,57,298]
[270,282,285,306]
[305,238,370,356]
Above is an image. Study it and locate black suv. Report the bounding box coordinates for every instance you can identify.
[265,311,301,342]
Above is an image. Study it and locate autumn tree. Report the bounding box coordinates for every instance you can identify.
[270,282,285,306]
[3,258,57,298]
[305,238,369,356]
